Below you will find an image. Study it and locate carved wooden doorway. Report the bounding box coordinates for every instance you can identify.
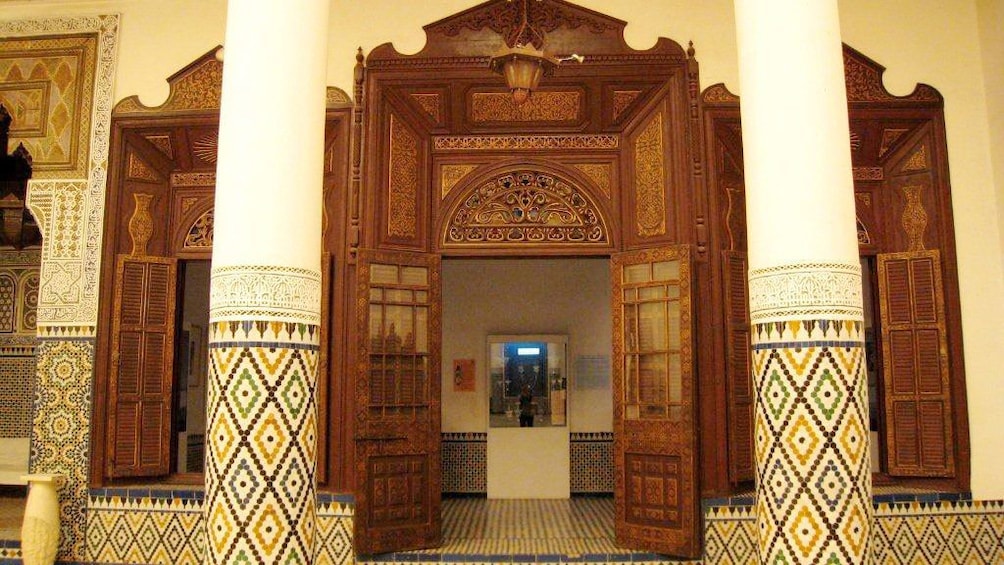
[351,0,706,556]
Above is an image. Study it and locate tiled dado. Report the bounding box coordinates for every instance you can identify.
[442,432,614,495]
[703,496,1004,564]
[84,489,354,565]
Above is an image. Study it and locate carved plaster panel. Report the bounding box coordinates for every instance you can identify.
[748,262,863,323]
[6,15,119,330]
[209,265,322,325]
[0,32,97,178]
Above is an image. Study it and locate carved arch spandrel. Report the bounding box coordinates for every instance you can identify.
[436,160,618,255]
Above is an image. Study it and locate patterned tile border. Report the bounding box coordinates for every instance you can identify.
[86,489,356,565]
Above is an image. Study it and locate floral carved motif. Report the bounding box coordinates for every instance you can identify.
[445,170,608,246]
[701,84,739,105]
[435,134,618,151]
[901,185,928,252]
[843,52,939,103]
[427,0,617,38]
[128,193,154,256]
[878,128,908,158]
[612,90,641,121]
[572,163,611,199]
[441,164,479,199]
[410,94,441,123]
[143,134,174,159]
[902,145,928,172]
[635,112,666,237]
[171,171,216,187]
[114,52,223,113]
[857,218,871,245]
[852,167,883,181]
[388,115,418,239]
[184,208,214,250]
[127,153,159,182]
[471,91,580,122]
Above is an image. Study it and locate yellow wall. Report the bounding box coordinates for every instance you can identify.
[3,0,1002,499]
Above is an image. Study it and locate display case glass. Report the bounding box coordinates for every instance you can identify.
[487,335,567,427]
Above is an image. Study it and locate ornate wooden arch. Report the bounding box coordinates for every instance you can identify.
[437,159,616,254]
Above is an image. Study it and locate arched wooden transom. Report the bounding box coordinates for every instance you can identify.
[442,169,610,249]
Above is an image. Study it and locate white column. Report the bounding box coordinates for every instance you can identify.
[734,1,872,563]
[205,1,330,564]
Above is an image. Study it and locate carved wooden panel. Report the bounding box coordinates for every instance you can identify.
[440,168,610,250]
[368,455,430,526]
[387,114,420,241]
[624,453,681,527]
[634,111,667,238]
[469,90,583,124]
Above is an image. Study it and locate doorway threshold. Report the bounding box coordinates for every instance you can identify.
[358,497,698,564]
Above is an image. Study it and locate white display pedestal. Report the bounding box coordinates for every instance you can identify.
[487,426,569,498]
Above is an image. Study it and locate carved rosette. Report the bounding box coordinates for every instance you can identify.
[445,170,608,246]
[128,193,154,256]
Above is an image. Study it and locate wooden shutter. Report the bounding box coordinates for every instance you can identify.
[877,250,954,477]
[107,254,177,478]
[723,251,754,483]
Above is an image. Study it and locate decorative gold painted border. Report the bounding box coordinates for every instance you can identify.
[209,265,322,325]
[434,134,618,151]
[748,261,862,323]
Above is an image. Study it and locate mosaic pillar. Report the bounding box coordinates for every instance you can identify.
[734,1,872,563]
[204,1,330,564]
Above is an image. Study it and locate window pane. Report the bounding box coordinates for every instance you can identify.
[624,263,649,284]
[638,301,666,350]
[667,300,681,349]
[415,290,428,304]
[369,288,383,302]
[668,352,682,403]
[414,306,428,353]
[369,305,383,348]
[401,266,428,286]
[638,353,667,405]
[370,263,398,284]
[385,288,412,303]
[652,260,679,281]
[639,285,665,300]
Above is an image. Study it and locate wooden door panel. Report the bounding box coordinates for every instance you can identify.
[612,245,699,558]
[354,250,441,555]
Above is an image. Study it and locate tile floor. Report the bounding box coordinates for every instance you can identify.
[363,496,698,563]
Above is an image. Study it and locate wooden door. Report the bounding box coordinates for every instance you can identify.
[612,245,700,558]
[353,249,441,555]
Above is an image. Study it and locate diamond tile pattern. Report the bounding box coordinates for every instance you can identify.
[204,320,320,565]
[751,319,872,564]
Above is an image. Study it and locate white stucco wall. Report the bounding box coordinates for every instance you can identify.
[3,0,1001,498]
